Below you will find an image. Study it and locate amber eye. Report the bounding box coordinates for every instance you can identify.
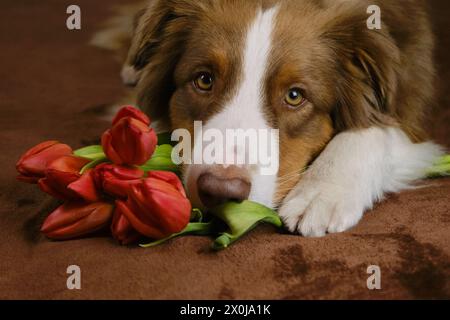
[194,72,214,91]
[285,88,305,107]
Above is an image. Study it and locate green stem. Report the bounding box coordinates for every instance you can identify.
[190,208,203,222]
[139,222,214,248]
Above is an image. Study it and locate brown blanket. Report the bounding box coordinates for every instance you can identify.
[0,0,449,300]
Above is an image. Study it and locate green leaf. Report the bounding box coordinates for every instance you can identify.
[210,200,283,250]
[426,154,450,178]
[427,163,450,178]
[139,222,214,248]
[152,144,173,158]
[140,158,179,173]
[139,144,180,173]
[435,154,450,166]
[74,145,106,161]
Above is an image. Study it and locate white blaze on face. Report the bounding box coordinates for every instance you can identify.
[185,6,280,209]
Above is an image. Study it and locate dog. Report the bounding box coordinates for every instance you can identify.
[98,0,444,237]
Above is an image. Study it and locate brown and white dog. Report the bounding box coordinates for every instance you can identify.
[97,0,443,237]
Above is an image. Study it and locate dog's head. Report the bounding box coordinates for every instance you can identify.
[125,0,399,209]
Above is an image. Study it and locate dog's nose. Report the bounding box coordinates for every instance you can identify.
[197,171,251,208]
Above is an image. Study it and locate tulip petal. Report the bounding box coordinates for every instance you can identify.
[38,177,77,200]
[109,165,144,180]
[17,141,59,167]
[112,106,150,126]
[47,155,90,173]
[39,156,91,201]
[147,171,187,197]
[67,170,101,202]
[111,205,142,245]
[142,178,182,198]
[101,130,124,165]
[94,164,144,198]
[103,178,142,198]
[141,129,158,163]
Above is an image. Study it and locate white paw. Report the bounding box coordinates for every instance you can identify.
[278,179,365,237]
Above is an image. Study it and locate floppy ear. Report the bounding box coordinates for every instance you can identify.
[323,9,401,131]
[124,0,207,122]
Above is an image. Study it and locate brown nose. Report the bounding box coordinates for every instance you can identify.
[197,170,251,208]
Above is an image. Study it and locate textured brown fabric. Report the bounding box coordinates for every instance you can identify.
[0,0,449,300]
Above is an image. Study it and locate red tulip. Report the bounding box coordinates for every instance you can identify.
[112,106,150,126]
[41,202,114,240]
[38,155,100,202]
[93,163,144,198]
[102,117,157,166]
[116,176,191,240]
[16,141,72,183]
[111,205,142,245]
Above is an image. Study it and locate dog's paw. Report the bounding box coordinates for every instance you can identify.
[278,179,365,237]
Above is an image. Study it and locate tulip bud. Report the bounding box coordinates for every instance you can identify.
[117,176,191,240]
[111,204,142,245]
[16,141,72,183]
[41,202,114,240]
[102,117,157,166]
[112,106,150,126]
[94,163,144,198]
[38,155,100,202]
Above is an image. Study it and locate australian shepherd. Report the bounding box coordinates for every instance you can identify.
[94,0,443,237]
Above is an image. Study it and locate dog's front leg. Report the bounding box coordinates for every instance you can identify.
[278,126,443,237]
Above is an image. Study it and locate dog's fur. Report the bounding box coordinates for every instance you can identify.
[94,0,443,236]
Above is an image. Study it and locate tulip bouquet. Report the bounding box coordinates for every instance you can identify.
[16,106,283,249]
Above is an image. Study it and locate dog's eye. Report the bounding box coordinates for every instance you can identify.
[285,88,306,107]
[194,72,214,91]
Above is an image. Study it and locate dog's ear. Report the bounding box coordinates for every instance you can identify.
[124,0,207,122]
[323,7,401,131]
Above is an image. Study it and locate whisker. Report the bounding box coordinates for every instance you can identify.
[276,167,308,185]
